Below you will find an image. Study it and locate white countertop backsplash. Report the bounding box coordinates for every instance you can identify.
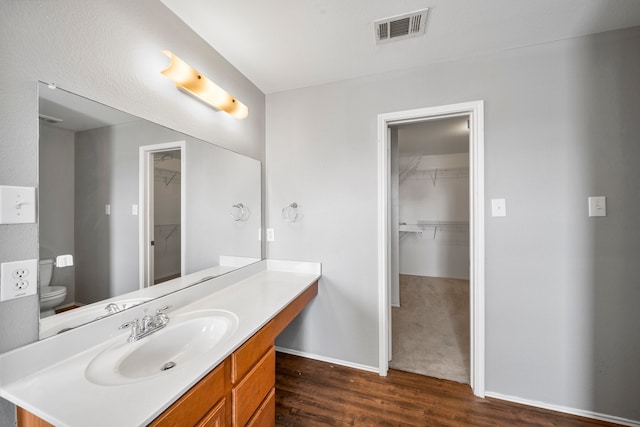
[0,259,320,427]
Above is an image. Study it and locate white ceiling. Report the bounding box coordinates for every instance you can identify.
[161,0,640,94]
[39,83,137,132]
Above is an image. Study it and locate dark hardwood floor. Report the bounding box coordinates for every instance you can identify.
[275,352,619,427]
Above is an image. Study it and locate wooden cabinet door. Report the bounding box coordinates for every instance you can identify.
[196,399,226,427]
[246,388,275,427]
[232,347,275,426]
[150,361,226,427]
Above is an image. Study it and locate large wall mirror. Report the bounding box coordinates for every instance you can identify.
[37,82,262,338]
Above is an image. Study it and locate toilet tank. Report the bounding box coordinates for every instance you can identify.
[39,259,55,288]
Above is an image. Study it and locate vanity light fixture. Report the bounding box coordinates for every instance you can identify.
[160,50,249,120]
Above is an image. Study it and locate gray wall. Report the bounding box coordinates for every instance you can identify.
[39,123,76,304]
[268,27,640,420]
[185,139,262,273]
[0,1,264,423]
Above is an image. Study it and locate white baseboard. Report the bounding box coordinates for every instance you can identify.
[275,347,379,374]
[485,391,640,427]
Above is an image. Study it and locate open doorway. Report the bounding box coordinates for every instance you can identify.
[378,101,485,397]
[389,116,470,383]
[139,141,186,288]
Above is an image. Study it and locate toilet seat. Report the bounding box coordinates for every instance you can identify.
[40,285,66,301]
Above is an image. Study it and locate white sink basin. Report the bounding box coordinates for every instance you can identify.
[85,309,238,386]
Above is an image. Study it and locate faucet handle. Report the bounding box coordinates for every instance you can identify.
[105,303,121,314]
[120,319,141,342]
[156,305,171,314]
[155,305,171,327]
[119,319,139,330]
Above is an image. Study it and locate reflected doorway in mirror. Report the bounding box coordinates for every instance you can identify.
[139,142,186,288]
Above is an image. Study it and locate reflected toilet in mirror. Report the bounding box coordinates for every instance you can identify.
[39,259,67,318]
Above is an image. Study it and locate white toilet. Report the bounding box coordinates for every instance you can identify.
[39,259,67,317]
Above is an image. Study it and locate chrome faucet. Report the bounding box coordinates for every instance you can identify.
[105,303,122,314]
[119,306,171,343]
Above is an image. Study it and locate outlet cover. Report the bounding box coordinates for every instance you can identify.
[1,259,38,301]
[491,198,506,217]
[266,228,275,242]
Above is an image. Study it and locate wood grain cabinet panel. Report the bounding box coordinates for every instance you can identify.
[232,323,273,384]
[16,408,54,427]
[232,347,275,426]
[196,399,226,427]
[246,388,275,427]
[149,361,226,427]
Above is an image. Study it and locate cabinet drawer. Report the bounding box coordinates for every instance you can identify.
[246,388,275,427]
[231,323,273,384]
[196,398,226,427]
[232,347,275,426]
[150,361,226,426]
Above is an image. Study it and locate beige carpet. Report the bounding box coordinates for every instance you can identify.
[390,275,470,384]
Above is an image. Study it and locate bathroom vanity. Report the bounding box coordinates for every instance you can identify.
[0,260,320,426]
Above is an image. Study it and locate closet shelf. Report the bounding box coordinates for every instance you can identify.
[399,155,423,183]
[154,223,179,242]
[399,220,469,239]
[154,167,181,186]
[406,167,469,186]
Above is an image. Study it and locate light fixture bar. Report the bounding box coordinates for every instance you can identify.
[160,50,248,120]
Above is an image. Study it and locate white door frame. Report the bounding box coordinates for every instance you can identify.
[139,141,187,288]
[377,101,485,397]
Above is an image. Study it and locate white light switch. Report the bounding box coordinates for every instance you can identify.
[491,199,506,217]
[588,196,606,217]
[0,186,36,224]
[132,204,138,215]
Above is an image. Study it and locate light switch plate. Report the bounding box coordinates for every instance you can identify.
[588,196,606,217]
[1,259,38,302]
[0,186,36,224]
[491,199,506,217]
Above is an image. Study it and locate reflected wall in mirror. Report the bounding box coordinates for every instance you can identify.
[38,82,262,338]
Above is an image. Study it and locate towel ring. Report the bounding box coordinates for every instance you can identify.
[230,203,250,221]
[282,202,302,222]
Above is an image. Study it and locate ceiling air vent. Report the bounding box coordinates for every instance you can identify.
[375,8,429,45]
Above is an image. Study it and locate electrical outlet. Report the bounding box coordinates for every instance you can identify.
[266,228,275,242]
[1,259,38,302]
[13,268,29,279]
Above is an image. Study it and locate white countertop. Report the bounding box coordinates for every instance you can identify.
[39,255,260,339]
[0,260,320,427]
